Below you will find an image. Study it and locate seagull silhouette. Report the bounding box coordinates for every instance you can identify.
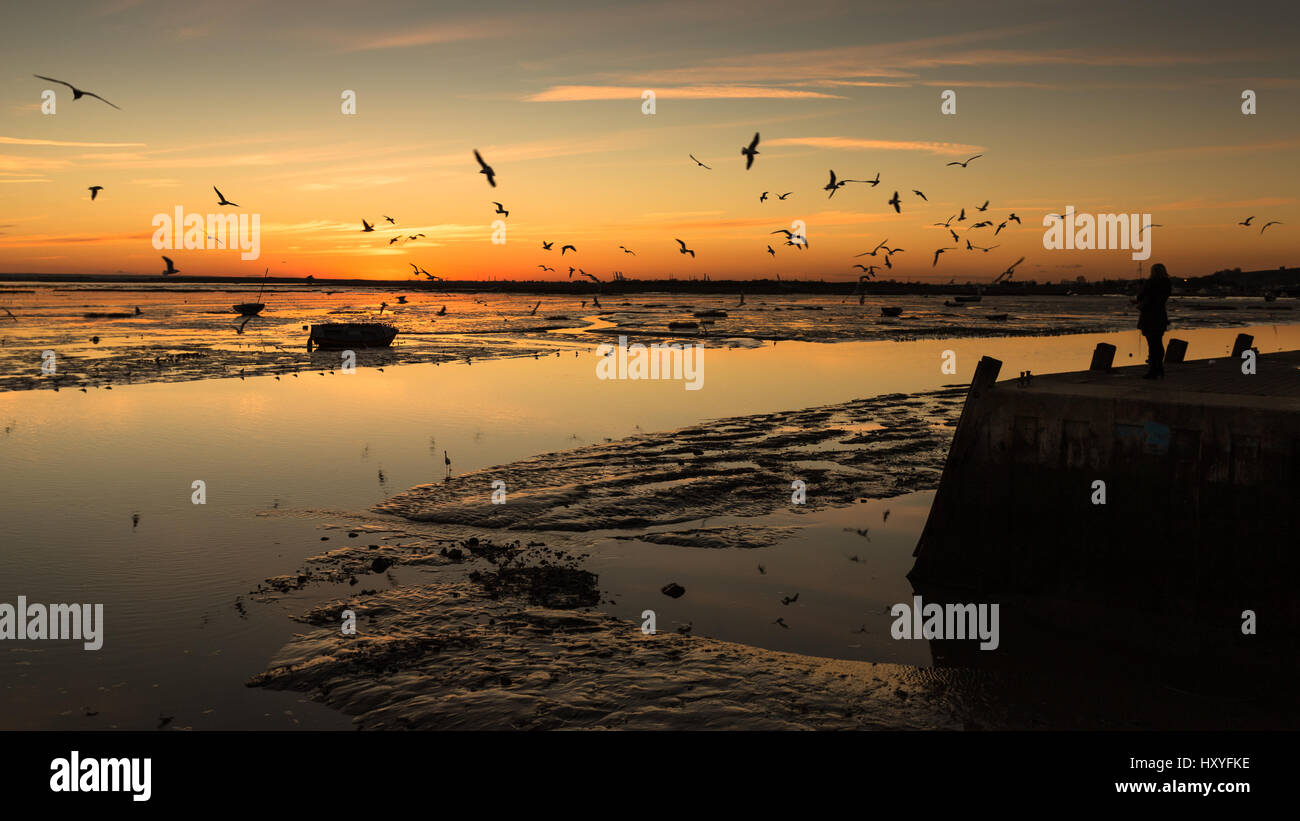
[675,239,695,257]
[161,256,179,275]
[1239,216,1255,227]
[824,170,867,198]
[957,208,966,222]
[473,149,496,187]
[865,172,881,187]
[493,202,509,217]
[854,239,889,258]
[994,221,1008,235]
[934,215,955,228]
[384,215,396,224]
[912,189,927,201]
[541,241,553,250]
[389,236,401,245]
[33,75,120,109]
[993,256,1025,283]
[1261,221,1283,233]
[741,132,760,169]
[88,186,102,201]
[213,186,239,207]
[619,245,636,255]
[933,248,946,266]
[888,191,901,213]
[777,192,793,200]
[560,244,576,255]
[1008,213,1021,224]
[759,191,769,202]
[947,154,983,168]
[689,154,712,169]
[977,200,989,211]
[361,219,374,232]
[538,265,555,272]
[766,245,776,256]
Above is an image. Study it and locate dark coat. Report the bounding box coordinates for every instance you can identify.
[1137,276,1170,333]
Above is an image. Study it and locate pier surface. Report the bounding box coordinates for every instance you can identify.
[911,350,1299,660]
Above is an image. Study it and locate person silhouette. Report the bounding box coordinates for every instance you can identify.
[1137,263,1171,379]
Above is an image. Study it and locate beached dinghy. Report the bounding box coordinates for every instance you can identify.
[880,306,903,317]
[308,322,398,350]
[234,268,270,316]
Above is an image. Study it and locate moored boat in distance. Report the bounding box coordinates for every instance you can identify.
[233,302,265,316]
[308,322,398,350]
[880,306,903,317]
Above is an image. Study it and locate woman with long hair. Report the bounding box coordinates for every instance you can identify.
[1136,263,1172,379]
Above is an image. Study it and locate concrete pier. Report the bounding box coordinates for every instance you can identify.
[911,350,1300,659]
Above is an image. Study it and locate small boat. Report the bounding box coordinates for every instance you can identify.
[985,313,1009,321]
[308,322,398,350]
[880,306,903,317]
[692,309,728,318]
[396,295,408,304]
[668,321,700,331]
[233,267,271,316]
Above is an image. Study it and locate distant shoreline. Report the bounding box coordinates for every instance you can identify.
[2,271,1297,298]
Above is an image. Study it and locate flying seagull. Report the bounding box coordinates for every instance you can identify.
[214,186,239,207]
[33,75,120,109]
[888,191,901,213]
[689,154,712,170]
[161,256,179,275]
[912,189,927,201]
[493,202,509,217]
[993,256,1025,283]
[361,219,374,232]
[766,245,776,257]
[88,186,102,201]
[675,239,696,257]
[741,132,760,170]
[933,248,946,266]
[824,170,867,198]
[1238,216,1255,227]
[854,239,889,258]
[1008,213,1021,224]
[473,149,496,187]
[560,244,576,255]
[994,221,1008,235]
[977,200,989,212]
[619,245,636,255]
[541,241,553,250]
[384,215,396,224]
[759,191,769,202]
[946,154,983,168]
[1261,221,1283,233]
[777,192,793,200]
[865,172,881,187]
[538,265,555,272]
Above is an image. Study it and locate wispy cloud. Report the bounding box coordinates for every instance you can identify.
[767,137,984,156]
[0,136,146,148]
[527,85,843,102]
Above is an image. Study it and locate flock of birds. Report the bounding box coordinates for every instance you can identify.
[38,72,1288,288]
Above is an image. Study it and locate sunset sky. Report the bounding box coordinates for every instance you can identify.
[1,0,1296,282]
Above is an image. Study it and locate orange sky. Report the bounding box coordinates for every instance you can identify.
[2,0,1297,282]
